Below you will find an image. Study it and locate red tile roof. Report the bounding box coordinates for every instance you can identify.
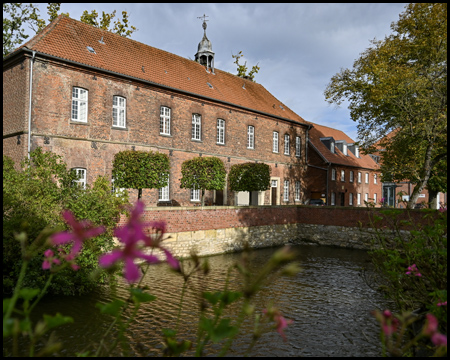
[13,15,308,125]
[307,122,379,170]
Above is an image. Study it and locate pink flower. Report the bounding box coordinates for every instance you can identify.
[439,206,447,213]
[405,264,422,277]
[431,333,447,347]
[51,210,105,257]
[144,221,180,271]
[262,308,293,342]
[114,201,149,245]
[437,301,447,307]
[372,309,400,336]
[42,249,61,270]
[423,313,439,337]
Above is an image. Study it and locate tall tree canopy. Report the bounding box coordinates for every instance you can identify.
[324,3,447,209]
[179,156,226,206]
[3,3,137,57]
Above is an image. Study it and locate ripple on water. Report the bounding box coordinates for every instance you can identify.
[4,245,393,357]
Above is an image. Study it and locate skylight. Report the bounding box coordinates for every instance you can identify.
[86,46,96,54]
[207,82,213,88]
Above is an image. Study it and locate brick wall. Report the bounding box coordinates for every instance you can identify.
[119,205,436,234]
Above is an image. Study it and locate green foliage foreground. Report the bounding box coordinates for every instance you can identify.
[3,148,129,295]
[364,204,447,356]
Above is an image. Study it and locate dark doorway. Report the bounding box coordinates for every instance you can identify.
[340,192,345,206]
[215,190,223,205]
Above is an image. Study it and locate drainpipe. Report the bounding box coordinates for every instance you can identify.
[28,50,36,160]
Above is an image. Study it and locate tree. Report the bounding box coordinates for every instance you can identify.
[3,148,128,295]
[228,163,271,205]
[3,3,137,57]
[179,156,226,206]
[324,3,447,209]
[112,150,170,200]
[232,51,260,82]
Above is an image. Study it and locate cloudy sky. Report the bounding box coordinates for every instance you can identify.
[19,3,408,141]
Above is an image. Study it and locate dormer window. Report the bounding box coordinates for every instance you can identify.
[335,140,348,156]
[348,143,360,158]
[320,137,335,154]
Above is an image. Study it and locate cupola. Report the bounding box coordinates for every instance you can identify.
[195,14,215,73]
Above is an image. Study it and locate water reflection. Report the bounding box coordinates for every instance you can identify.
[6,245,393,356]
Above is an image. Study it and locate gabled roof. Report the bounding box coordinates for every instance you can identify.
[307,122,379,170]
[8,15,308,126]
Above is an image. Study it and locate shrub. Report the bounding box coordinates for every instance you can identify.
[3,148,129,295]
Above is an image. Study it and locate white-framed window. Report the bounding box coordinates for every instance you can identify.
[373,193,377,204]
[273,131,279,153]
[295,136,301,157]
[160,106,171,135]
[365,193,369,203]
[331,192,336,205]
[357,193,361,205]
[284,134,290,155]
[112,96,126,128]
[72,168,86,189]
[283,180,289,201]
[247,125,255,149]
[217,119,225,144]
[190,187,200,202]
[350,171,354,183]
[295,181,301,201]
[341,170,345,182]
[192,114,201,140]
[374,173,377,184]
[159,178,170,201]
[349,193,353,206]
[365,173,369,184]
[71,87,88,122]
[331,168,336,181]
[358,172,362,183]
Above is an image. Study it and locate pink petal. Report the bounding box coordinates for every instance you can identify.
[137,252,160,264]
[163,248,180,270]
[84,226,105,239]
[431,333,447,347]
[124,258,141,283]
[44,249,54,257]
[62,210,77,227]
[42,260,51,270]
[51,232,74,245]
[99,250,123,267]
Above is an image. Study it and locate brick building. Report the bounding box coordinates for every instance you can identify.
[3,15,314,207]
[305,123,382,207]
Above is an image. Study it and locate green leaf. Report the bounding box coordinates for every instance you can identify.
[96,299,125,316]
[19,288,40,301]
[129,288,157,303]
[43,313,74,330]
[210,319,238,343]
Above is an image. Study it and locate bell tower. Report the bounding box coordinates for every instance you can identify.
[195,14,215,73]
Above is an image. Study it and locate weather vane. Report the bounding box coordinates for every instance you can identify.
[197,13,209,31]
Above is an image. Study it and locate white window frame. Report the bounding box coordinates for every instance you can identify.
[71,87,88,123]
[283,180,289,202]
[358,172,362,183]
[273,131,279,153]
[112,96,126,128]
[159,177,170,201]
[349,193,353,206]
[72,168,86,189]
[331,192,336,206]
[111,177,126,197]
[331,168,336,181]
[217,119,225,144]
[374,173,377,184]
[357,193,361,205]
[365,173,369,184]
[192,114,201,141]
[373,193,377,204]
[341,170,345,182]
[247,125,255,149]
[160,106,171,135]
[365,193,369,203]
[295,136,301,157]
[284,134,290,155]
[349,171,354,183]
[190,187,200,202]
[295,181,301,201]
